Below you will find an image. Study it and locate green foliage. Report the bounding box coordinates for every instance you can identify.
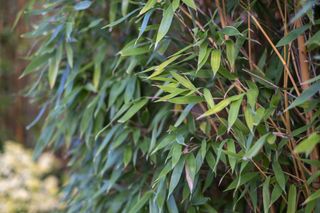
[23,0,320,212]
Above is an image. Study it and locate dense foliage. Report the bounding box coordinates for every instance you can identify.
[24,0,320,212]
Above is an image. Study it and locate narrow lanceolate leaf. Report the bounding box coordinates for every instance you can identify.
[185,154,196,192]
[171,143,182,167]
[118,99,148,123]
[263,177,271,213]
[203,88,215,109]
[182,0,196,9]
[287,185,297,213]
[168,158,184,197]
[167,96,203,104]
[74,1,92,11]
[149,55,181,78]
[294,133,320,155]
[246,82,259,109]
[21,53,52,77]
[272,161,286,192]
[243,133,269,160]
[303,189,320,205]
[48,45,63,88]
[198,42,208,71]
[198,94,244,120]
[128,191,153,213]
[197,99,231,120]
[226,40,236,71]
[65,43,73,68]
[227,140,236,173]
[155,4,174,47]
[244,107,254,133]
[171,71,196,91]
[228,96,243,131]
[286,82,320,110]
[210,49,221,76]
[139,0,156,15]
[174,104,194,127]
[276,24,310,47]
[221,26,243,36]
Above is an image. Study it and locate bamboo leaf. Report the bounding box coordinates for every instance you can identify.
[74,1,92,11]
[168,158,184,197]
[287,185,297,213]
[210,49,221,76]
[276,24,310,47]
[303,189,320,205]
[139,0,156,15]
[118,99,148,123]
[203,88,215,109]
[287,82,320,110]
[129,191,153,213]
[228,96,243,131]
[155,4,174,47]
[221,26,243,36]
[243,133,269,160]
[294,133,320,155]
[263,177,270,213]
[272,161,286,192]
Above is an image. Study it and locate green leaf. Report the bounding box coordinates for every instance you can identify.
[65,43,73,68]
[294,133,320,155]
[246,82,259,109]
[303,189,320,205]
[123,146,132,167]
[221,26,243,36]
[228,96,243,131]
[168,158,184,197]
[272,161,286,192]
[129,191,153,213]
[276,24,310,47]
[287,82,320,110]
[197,99,231,119]
[227,140,236,173]
[21,53,52,77]
[287,185,297,213]
[171,143,182,167]
[270,184,283,207]
[74,1,92,11]
[244,107,254,133]
[120,45,150,56]
[225,172,258,191]
[198,42,208,71]
[181,0,196,9]
[243,133,269,160]
[139,0,156,15]
[171,71,196,91]
[263,177,270,213]
[118,99,148,123]
[149,55,181,78]
[48,45,62,88]
[174,104,194,127]
[185,154,197,192]
[226,40,236,71]
[155,4,174,47]
[203,88,215,109]
[168,96,203,104]
[210,49,221,76]
[198,94,244,119]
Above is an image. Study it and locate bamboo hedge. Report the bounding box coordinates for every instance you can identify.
[23,0,320,212]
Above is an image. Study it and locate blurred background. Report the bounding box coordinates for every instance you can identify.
[0,1,64,212]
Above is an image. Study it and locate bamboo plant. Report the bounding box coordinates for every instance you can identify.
[23,0,320,212]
